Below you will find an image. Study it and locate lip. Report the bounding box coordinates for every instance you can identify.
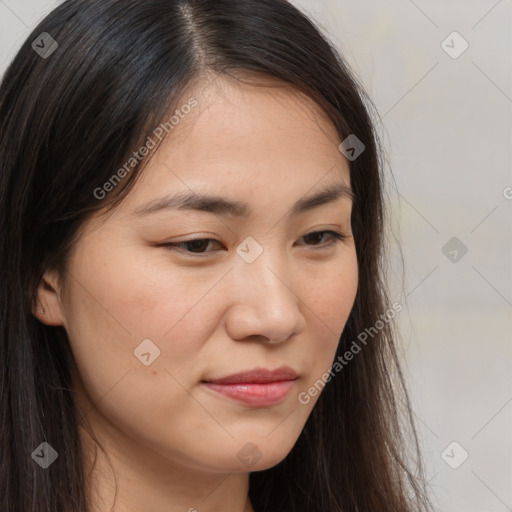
[202,367,298,407]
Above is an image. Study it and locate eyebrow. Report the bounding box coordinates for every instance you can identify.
[131,182,355,218]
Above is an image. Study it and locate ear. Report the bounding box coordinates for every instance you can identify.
[32,269,66,327]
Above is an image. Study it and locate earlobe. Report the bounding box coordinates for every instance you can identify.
[32,270,66,327]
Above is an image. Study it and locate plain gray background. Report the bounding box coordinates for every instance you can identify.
[1,1,511,510]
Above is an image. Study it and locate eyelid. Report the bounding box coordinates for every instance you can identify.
[159,229,351,256]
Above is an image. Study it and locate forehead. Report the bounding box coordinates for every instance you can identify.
[119,74,351,216]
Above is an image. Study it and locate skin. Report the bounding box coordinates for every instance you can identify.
[33,73,358,512]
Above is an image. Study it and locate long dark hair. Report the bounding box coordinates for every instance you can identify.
[0,1,434,511]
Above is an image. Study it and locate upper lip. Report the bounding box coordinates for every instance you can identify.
[203,366,298,384]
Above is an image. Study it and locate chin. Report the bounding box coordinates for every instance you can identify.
[229,436,297,473]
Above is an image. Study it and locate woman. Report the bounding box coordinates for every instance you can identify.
[0,0,434,511]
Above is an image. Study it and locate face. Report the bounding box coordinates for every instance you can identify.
[35,74,358,475]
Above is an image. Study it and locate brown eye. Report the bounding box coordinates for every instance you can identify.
[161,229,348,257]
[163,238,223,254]
[299,230,348,248]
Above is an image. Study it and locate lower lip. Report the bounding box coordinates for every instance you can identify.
[203,380,295,407]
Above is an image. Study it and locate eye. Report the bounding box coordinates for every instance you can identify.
[298,229,349,248]
[163,238,222,254]
[160,230,350,256]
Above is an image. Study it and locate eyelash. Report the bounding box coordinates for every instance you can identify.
[161,230,349,256]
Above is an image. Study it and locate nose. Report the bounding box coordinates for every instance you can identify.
[223,252,306,345]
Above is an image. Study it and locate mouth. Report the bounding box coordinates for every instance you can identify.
[202,367,298,407]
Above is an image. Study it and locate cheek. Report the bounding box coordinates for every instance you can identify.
[62,242,220,411]
[64,238,216,352]
[63,247,227,468]
[305,251,358,333]
[299,253,358,378]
